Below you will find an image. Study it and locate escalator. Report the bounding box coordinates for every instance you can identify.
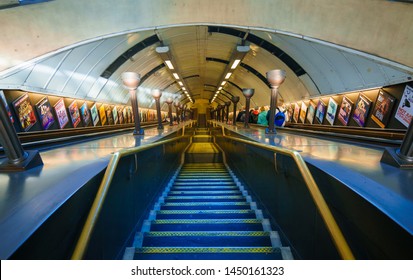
[123,128,293,260]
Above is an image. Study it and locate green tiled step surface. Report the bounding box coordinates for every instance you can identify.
[126,247,293,260]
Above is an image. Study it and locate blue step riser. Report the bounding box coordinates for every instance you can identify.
[165,198,246,202]
[142,236,272,247]
[167,192,241,196]
[175,178,232,181]
[180,171,227,173]
[134,252,283,260]
[156,213,256,219]
[173,182,235,186]
[171,187,238,191]
[160,205,251,210]
[150,223,264,231]
[178,176,229,178]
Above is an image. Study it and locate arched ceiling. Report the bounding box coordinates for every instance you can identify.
[0,25,412,111]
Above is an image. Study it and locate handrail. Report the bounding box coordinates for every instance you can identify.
[71,124,191,259]
[217,124,355,260]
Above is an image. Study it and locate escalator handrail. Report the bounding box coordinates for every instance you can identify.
[71,122,193,260]
[218,124,355,260]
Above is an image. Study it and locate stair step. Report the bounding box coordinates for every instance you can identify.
[182,163,224,165]
[187,143,220,153]
[148,219,267,231]
[130,247,289,260]
[154,209,257,219]
[192,136,213,142]
[160,202,252,210]
[180,168,227,170]
[177,174,231,178]
[164,195,246,202]
[175,178,233,182]
[168,190,242,196]
[140,231,273,247]
[173,181,235,186]
[172,186,239,191]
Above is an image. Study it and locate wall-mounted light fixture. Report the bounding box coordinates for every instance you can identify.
[151,89,164,130]
[242,88,255,128]
[156,46,194,103]
[211,45,250,104]
[121,72,144,135]
[231,96,240,126]
[165,97,174,126]
[173,100,181,124]
[265,69,286,134]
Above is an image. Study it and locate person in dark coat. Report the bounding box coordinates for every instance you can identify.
[236,107,246,122]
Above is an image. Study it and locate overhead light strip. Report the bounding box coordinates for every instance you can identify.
[156,45,193,103]
[212,45,250,103]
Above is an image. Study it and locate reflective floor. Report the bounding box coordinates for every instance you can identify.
[216,122,413,235]
[0,123,186,259]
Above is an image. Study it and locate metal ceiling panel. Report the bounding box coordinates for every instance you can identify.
[62,37,124,96]
[24,51,68,89]
[0,65,34,88]
[75,33,145,98]
[46,41,102,93]
[251,29,411,101]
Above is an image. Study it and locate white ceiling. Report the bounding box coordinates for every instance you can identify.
[0,25,411,111]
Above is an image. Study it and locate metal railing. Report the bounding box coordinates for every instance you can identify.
[71,124,192,259]
[216,124,355,260]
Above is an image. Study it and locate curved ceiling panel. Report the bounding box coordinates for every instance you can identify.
[252,30,412,96]
[0,24,411,114]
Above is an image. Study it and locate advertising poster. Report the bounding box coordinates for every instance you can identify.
[113,106,119,125]
[90,104,99,126]
[306,101,316,124]
[36,97,55,130]
[130,106,135,123]
[68,101,81,128]
[285,104,293,123]
[13,93,37,131]
[293,103,300,123]
[371,89,396,128]
[80,102,91,126]
[395,85,413,128]
[338,96,353,126]
[99,104,107,125]
[106,107,114,125]
[123,107,129,123]
[54,98,69,129]
[118,107,124,124]
[299,102,307,123]
[127,107,133,123]
[326,98,338,125]
[0,90,14,123]
[315,100,326,124]
[352,94,372,127]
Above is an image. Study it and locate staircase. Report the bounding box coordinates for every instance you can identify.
[123,128,293,260]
